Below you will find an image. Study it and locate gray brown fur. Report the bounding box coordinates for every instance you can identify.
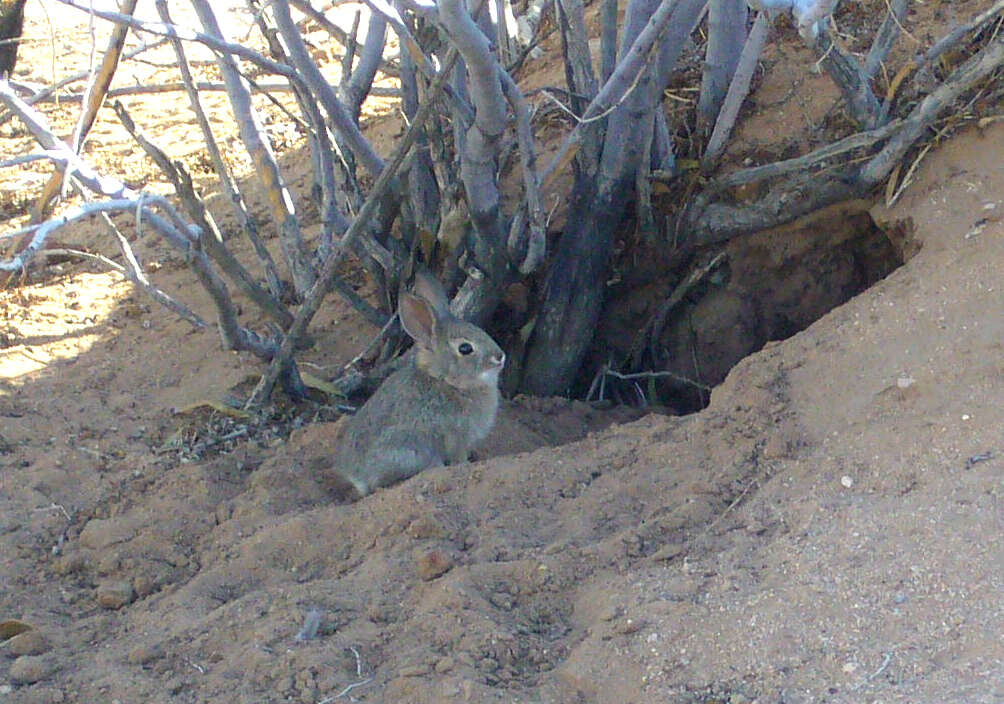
[331,272,505,497]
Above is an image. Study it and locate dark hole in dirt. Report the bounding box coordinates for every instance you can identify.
[585,202,914,414]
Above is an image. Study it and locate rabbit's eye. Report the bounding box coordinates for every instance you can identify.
[458,342,474,355]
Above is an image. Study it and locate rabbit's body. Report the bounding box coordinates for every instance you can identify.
[331,273,504,497]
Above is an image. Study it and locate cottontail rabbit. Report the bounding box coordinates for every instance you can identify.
[332,272,505,497]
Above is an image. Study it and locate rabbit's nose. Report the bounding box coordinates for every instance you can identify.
[491,351,506,367]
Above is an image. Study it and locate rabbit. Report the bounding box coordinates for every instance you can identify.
[331,271,505,497]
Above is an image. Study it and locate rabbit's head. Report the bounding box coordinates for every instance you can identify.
[400,273,505,391]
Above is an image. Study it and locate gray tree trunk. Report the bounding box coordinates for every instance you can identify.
[519,0,707,395]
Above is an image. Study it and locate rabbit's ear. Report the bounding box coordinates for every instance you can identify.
[399,293,437,347]
[412,269,450,315]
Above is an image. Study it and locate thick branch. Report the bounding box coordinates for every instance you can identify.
[860,33,1004,186]
[438,0,510,281]
[815,25,881,128]
[702,11,769,168]
[343,13,387,119]
[864,0,909,79]
[697,0,748,131]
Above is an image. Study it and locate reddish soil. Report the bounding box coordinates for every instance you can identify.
[1,2,1002,704]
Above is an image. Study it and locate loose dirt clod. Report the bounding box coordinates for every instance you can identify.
[96,581,136,610]
[7,630,51,656]
[9,655,60,685]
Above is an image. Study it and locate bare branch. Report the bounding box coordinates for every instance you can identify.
[289,0,400,77]
[190,0,317,297]
[924,0,1004,66]
[814,24,881,128]
[438,0,510,283]
[0,79,136,201]
[500,71,545,274]
[556,0,601,176]
[860,32,1004,186]
[248,48,464,407]
[539,0,689,189]
[52,0,301,82]
[20,81,399,103]
[600,0,618,82]
[697,0,749,131]
[156,0,286,303]
[343,13,387,119]
[34,0,137,221]
[111,100,293,328]
[0,39,169,126]
[272,0,386,178]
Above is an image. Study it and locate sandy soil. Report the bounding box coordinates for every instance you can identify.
[2,2,1003,703]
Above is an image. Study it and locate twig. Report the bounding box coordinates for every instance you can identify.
[316,677,373,703]
[0,39,167,127]
[187,427,251,455]
[32,502,72,521]
[19,81,397,103]
[603,367,712,392]
[315,647,372,703]
[51,0,304,84]
[349,646,364,678]
[866,652,893,682]
[0,153,52,168]
[885,140,931,206]
[705,478,758,533]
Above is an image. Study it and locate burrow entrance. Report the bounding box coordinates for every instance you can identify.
[584,201,915,413]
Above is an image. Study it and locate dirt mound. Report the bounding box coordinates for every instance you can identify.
[2,122,1001,702]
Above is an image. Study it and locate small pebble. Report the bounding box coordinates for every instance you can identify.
[840,475,854,488]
